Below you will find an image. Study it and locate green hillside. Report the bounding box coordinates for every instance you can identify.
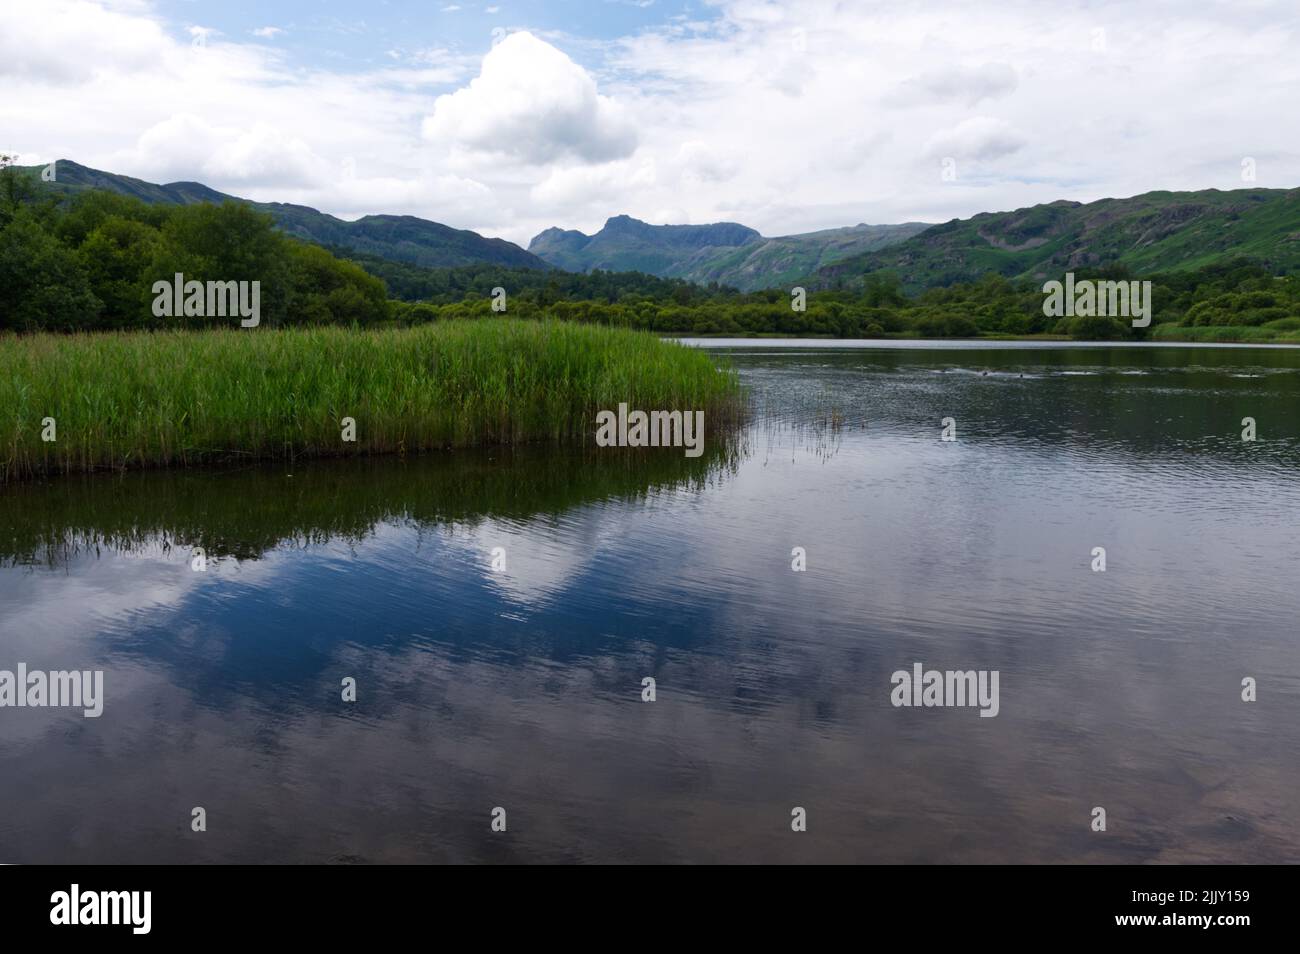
[21,161,1299,298]
[16,160,549,271]
[811,188,1300,292]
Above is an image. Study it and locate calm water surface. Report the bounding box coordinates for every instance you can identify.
[2,343,1299,863]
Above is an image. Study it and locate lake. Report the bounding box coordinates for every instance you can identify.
[2,341,1298,863]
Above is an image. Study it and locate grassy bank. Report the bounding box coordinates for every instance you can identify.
[1150,323,1300,344]
[0,320,742,481]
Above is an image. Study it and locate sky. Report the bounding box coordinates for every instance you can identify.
[2,0,1298,246]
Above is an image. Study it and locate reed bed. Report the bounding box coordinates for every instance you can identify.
[0,320,742,481]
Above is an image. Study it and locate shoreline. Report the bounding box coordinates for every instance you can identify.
[671,335,1300,350]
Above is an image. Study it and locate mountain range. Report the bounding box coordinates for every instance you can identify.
[24,160,548,270]
[528,215,929,290]
[16,160,1300,293]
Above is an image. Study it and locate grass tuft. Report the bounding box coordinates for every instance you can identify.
[0,320,742,481]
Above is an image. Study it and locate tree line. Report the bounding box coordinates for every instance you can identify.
[1,158,388,331]
[3,158,1297,340]
[387,260,1300,341]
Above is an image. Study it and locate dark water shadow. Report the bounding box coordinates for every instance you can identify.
[0,439,745,569]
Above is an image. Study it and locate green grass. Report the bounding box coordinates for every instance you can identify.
[1150,323,1300,344]
[0,320,742,481]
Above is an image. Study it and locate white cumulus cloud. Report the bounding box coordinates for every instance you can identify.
[923,117,1028,161]
[125,114,333,188]
[888,63,1019,108]
[422,31,637,165]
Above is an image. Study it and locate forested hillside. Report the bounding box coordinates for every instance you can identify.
[811,189,1300,293]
